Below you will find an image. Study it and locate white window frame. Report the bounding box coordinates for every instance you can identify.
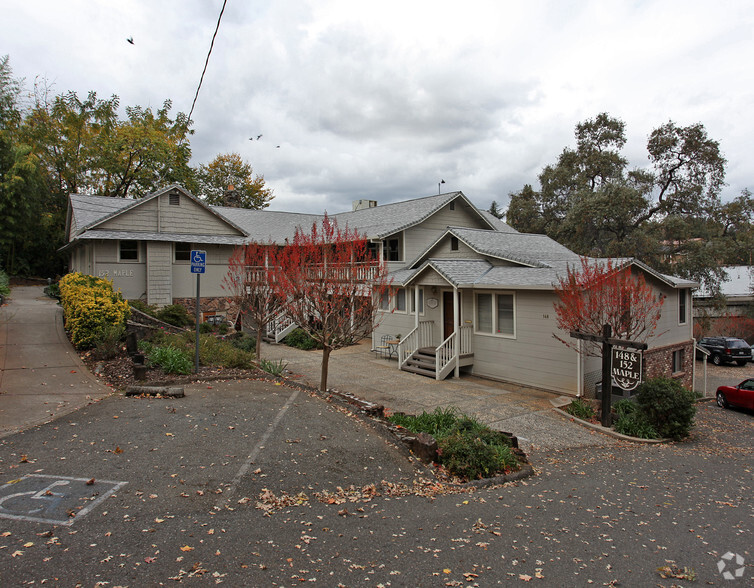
[678,289,688,325]
[672,349,684,374]
[174,242,192,262]
[118,240,139,262]
[378,289,390,311]
[474,291,516,338]
[410,287,424,315]
[394,287,407,313]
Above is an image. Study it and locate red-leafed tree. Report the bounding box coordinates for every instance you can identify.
[223,241,284,360]
[553,257,665,355]
[271,215,390,391]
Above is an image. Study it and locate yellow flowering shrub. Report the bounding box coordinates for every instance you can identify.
[58,272,131,349]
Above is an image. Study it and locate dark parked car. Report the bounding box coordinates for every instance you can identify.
[716,379,754,410]
[696,337,751,366]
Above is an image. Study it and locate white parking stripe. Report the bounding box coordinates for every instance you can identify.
[218,388,300,507]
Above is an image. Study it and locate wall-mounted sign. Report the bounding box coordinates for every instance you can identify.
[426,298,438,309]
[611,347,642,391]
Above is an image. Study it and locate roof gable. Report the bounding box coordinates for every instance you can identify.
[69,184,248,240]
[332,191,496,239]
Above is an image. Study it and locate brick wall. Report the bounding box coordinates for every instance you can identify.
[643,340,694,390]
[173,296,239,324]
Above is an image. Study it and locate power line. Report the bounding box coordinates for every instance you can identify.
[188,0,228,124]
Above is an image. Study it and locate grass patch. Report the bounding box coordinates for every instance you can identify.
[388,407,519,481]
[565,398,595,420]
[139,331,256,370]
[259,358,288,377]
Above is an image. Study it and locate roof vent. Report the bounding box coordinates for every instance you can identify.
[352,199,377,211]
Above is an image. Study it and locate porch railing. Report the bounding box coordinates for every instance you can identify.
[266,311,297,343]
[436,325,473,380]
[244,262,378,284]
[398,321,434,368]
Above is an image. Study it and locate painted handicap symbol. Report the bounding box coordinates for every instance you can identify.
[0,474,127,525]
[0,479,70,516]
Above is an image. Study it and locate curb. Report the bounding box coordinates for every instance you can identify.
[552,407,670,443]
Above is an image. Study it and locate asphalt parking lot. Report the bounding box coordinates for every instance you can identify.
[0,378,751,587]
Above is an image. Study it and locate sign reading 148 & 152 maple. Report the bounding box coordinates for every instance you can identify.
[611,347,643,391]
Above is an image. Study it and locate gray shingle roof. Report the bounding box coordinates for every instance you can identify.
[332,192,487,239]
[449,227,582,267]
[67,189,498,245]
[76,230,247,246]
[69,194,133,237]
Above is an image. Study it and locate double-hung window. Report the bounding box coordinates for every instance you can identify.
[476,292,515,337]
[678,289,688,325]
[411,287,424,314]
[394,288,407,312]
[119,240,139,261]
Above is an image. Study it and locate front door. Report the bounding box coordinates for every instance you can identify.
[443,292,454,341]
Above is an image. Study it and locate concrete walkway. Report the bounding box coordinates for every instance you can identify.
[260,339,613,452]
[0,286,113,438]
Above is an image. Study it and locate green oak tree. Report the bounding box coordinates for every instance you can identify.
[506,113,737,292]
[196,152,273,209]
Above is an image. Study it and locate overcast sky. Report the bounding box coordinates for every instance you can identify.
[3,0,752,214]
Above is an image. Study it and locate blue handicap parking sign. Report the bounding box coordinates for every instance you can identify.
[191,250,206,273]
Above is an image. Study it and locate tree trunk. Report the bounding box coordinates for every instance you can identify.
[255,323,263,361]
[319,345,331,392]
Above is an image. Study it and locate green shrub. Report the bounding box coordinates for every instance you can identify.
[147,345,193,375]
[92,323,125,360]
[129,299,157,316]
[44,281,60,298]
[614,411,659,439]
[227,332,256,353]
[389,407,518,481]
[389,406,460,438]
[58,272,130,350]
[635,377,696,440]
[199,322,215,334]
[260,358,288,376]
[613,398,637,417]
[565,398,595,420]
[195,333,254,368]
[0,270,9,298]
[438,429,517,480]
[283,328,320,350]
[155,304,194,327]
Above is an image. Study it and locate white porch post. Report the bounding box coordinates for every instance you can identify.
[454,286,460,378]
[414,286,420,330]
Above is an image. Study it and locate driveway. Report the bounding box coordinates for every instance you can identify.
[0,286,113,437]
[0,384,750,586]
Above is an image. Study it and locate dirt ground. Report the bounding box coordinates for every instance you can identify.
[79,348,267,391]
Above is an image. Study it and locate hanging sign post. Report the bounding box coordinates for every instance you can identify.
[570,326,647,427]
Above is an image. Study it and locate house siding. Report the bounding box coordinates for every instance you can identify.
[470,290,580,395]
[403,203,488,262]
[156,193,241,235]
[100,199,160,232]
[147,241,172,306]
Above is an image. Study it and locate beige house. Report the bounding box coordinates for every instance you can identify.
[64,184,696,396]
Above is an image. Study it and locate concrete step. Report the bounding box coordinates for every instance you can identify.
[405,357,435,370]
[401,364,437,378]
